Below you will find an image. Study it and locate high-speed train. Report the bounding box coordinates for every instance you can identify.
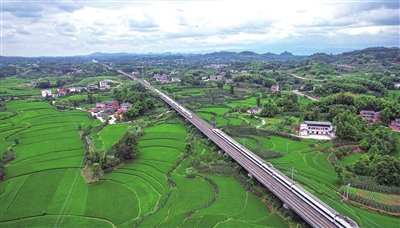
[212,128,358,228]
[154,89,193,119]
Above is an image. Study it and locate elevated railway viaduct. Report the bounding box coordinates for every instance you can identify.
[114,68,358,228]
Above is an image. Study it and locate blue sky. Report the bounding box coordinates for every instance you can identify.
[1,0,399,56]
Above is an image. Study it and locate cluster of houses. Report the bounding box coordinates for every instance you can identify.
[149,71,236,85]
[90,100,132,118]
[40,80,112,97]
[152,73,181,83]
[359,110,400,132]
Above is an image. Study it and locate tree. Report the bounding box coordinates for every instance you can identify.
[185,142,193,154]
[216,81,224,89]
[108,131,138,161]
[229,85,234,95]
[334,164,343,183]
[259,100,278,118]
[256,97,261,107]
[90,163,102,181]
[373,155,400,186]
[87,93,94,104]
[380,107,393,124]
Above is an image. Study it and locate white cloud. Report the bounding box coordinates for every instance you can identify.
[2,0,399,56]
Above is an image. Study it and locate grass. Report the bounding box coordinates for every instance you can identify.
[252,136,274,150]
[233,192,270,221]
[98,123,129,149]
[388,90,400,101]
[193,176,247,217]
[0,215,112,228]
[167,176,214,218]
[1,170,65,221]
[200,107,230,116]
[268,136,310,153]
[340,153,364,167]
[197,112,214,123]
[227,117,243,125]
[85,180,139,225]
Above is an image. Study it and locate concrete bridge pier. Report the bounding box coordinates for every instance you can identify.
[248,173,253,179]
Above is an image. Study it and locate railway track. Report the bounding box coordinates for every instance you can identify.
[115,68,358,228]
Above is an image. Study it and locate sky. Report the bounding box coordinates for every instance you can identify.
[1,0,399,57]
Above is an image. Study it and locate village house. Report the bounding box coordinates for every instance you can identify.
[171,77,181,83]
[115,109,126,119]
[120,103,132,110]
[153,74,161,80]
[99,81,110,89]
[93,100,120,113]
[360,110,382,122]
[209,75,224,81]
[225,79,233,84]
[201,76,207,81]
[389,119,400,131]
[68,86,82,92]
[153,74,169,83]
[87,84,99,90]
[247,106,261,114]
[41,89,52,97]
[209,76,218,81]
[299,121,336,138]
[53,88,68,97]
[271,84,279,92]
[394,83,400,89]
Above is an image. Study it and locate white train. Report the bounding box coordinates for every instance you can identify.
[212,128,358,228]
[154,89,193,119]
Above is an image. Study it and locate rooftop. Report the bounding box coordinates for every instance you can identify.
[304,121,332,126]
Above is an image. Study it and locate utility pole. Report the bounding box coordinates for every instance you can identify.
[286,143,289,154]
[290,167,297,180]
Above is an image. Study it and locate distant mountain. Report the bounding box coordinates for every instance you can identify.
[203,51,237,59]
[279,51,294,57]
[262,52,278,57]
[306,46,400,64]
[238,51,258,56]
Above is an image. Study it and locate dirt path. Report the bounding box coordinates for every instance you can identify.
[286,72,324,82]
[291,90,319,101]
[83,216,116,228]
[256,118,266,129]
[81,167,98,183]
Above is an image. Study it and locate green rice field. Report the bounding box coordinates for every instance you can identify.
[0,100,285,227]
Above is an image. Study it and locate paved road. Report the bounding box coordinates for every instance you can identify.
[116,69,357,228]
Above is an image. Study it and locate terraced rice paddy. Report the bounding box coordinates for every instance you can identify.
[0,101,285,227]
[2,97,396,227]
